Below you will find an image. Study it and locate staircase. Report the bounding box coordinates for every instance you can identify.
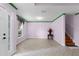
[65,34,75,46]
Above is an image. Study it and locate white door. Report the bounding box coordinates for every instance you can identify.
[0,7,10,56]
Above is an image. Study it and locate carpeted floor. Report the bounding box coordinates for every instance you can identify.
[14,39,79,56]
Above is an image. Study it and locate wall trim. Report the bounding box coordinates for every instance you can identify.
[54,38,65,46]
[52,13,65,22]
[9,3,18,10]
[9,49,16,56]
[74,40,79,46]
[16,37,25,45]
[75,12,79,15]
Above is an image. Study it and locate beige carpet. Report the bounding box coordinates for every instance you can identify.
[14,39,79,56]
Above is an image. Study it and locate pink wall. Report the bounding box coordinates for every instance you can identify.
[17,18,65,46]
[73,15,79,46]
[65,15,74,38]
[27,22,51,39]
[51,15,65,46]
[27,15,65,46]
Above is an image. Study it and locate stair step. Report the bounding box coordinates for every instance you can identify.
[66,40,73,43]
[66,44,75,46]
[65,34,75,46]
[66,42,75,46]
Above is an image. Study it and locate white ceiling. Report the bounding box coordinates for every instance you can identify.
[14,3,79,21]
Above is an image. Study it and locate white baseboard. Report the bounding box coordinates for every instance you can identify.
[17,36,27,45]
[74,40,79,46]
[54,39,65,46]
[9,49,16,56]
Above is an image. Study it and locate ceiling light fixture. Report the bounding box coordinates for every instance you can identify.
[36,16,44,20]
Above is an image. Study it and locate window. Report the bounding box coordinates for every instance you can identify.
[17,15,25,37]
[18,22,23,37]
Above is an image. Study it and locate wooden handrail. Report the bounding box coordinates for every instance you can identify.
[9,3,18,10]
